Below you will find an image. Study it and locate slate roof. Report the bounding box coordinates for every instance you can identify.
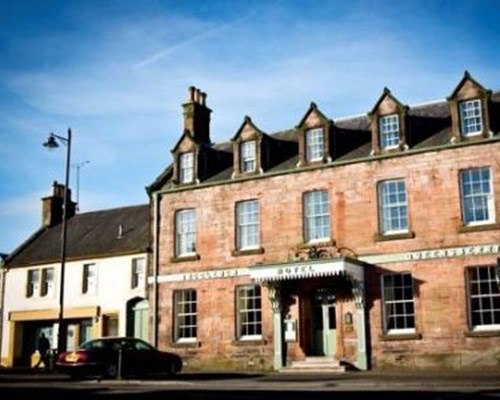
[148,91,500,192]
[5,204,149,268]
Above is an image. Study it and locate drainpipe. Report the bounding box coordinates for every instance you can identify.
[151,191,160,348]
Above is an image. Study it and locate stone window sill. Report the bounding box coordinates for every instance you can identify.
[231,247,265,257]
[170,341,202,348]
[458,222,500,234]
[231,339,267,346]
[380,332,422,341]
[374,231,415,242]
[464,330,500,338]
[170,254,200,263]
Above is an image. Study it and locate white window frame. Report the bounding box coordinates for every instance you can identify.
[174,289,197,342]
[381,272,416,334]
[175,209,196,257]
[236,200,260,250]
[378,179,409,235]
[82,263,98,295]
[131,257,145,289]
[240,140,256,173]
[460,167,495,226]
[467,265,500,331]
[379,114,400,149]
[179,152,194,183]
[459,99,483,136]
[26,269,40,298]
[304,190,330,243]
[236,285,262,340]
[305,128,324,162]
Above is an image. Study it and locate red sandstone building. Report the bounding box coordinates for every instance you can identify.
[147,72,500,371]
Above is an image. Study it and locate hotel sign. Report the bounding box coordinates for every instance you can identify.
[404,244,500,261]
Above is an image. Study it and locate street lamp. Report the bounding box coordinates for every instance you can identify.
[43,128,72,355]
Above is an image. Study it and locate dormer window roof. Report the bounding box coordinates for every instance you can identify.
[369,88,408,155]
[297,102,333,166]
[231,116,267,178]
[447,71,492,142]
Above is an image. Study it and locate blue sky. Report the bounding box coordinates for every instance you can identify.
[1,0,499,253]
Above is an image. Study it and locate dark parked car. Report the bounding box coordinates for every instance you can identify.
[55,337,182,379]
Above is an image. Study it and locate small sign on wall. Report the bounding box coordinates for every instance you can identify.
[284,318,297,342]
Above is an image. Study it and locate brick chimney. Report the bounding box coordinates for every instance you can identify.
[41,181,76,228]
[182,86,212,144]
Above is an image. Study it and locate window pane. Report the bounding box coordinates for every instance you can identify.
[175,209,196,256]
[382,273,415,333]
[305,128,324,161]
[236,200,260,250]
[174,289,197,341]
[459,99,483,136]
[467,266,500,329]
[460,168,493,225]
[304,191,330,243]
[237,285,262,338]
[379,114,400,149]
[378,179,409,234]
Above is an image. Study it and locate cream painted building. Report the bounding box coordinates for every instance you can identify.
[1,183,149,367]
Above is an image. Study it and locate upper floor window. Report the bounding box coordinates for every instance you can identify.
[173,289,197,342]
[26,269,40,298]
[459,99,483,136]
[379,114,400,149]
[179,152,194,183]
[236,200,260,250]
[240,141,256,173]
[175,209,196,257]
[467,265,500,331]
[131,257,145,289]
[236,285,262,340]
[378,179,408,235]
[382,272,415,334]
[305,128,324,162]
[41,268,55,297]
[26,268,54,298]
[304,190,330,243]
[460,167,494,226]
[82,263,98,295]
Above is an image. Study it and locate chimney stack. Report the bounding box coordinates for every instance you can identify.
[183,86,212,144]
[41,181,76,228]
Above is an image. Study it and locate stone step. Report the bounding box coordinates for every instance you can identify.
[281,356,346,373]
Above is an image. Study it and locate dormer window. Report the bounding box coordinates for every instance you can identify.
[179,152,194,183]
[379,114,400,149]
[306,128,324,162]
[240,140,256,173]
[459,99,483,137]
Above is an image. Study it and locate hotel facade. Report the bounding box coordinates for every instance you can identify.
[148,72,500,372]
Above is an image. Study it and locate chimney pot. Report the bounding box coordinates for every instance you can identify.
[188,86,195,102]
[200,92,207,106]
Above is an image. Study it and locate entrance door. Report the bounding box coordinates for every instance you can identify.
[311,290,336,356]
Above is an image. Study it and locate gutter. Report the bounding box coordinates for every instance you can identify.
[151,191,160,348]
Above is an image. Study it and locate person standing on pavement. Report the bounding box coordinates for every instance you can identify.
[34,332,51,371]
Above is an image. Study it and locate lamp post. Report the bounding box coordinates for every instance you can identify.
[43,128,72,355]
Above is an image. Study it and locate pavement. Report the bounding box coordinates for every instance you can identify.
[1,366,500,389]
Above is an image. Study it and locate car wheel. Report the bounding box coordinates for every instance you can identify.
[104,363,118,379]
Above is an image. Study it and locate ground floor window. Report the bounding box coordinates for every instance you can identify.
[467,265,500,330]
[236,285,262,340]
[381,272,415,334]
[173,289,197,342]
